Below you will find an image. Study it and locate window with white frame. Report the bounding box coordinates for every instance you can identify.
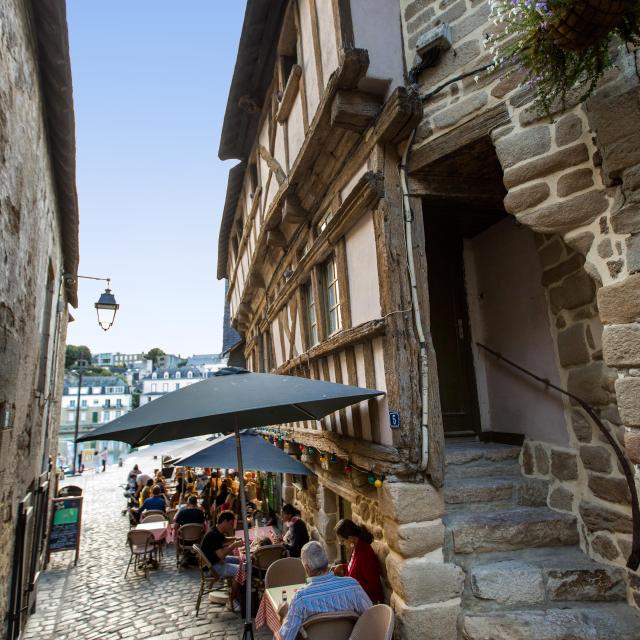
[69,400,76,408]
[163,383,169,392]
[81,399,87,408]
[325,256,341,335]
[151,383,157,392]
[187,371,193,378]
[116,399,122,408]
[304,281,318,347]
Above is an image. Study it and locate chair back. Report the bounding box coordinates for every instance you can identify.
[253,544,285,571]
[178,523,204,543]
[166,508,177,524]
[264,557,306,588]
[142,514,165,523]
[300,612,359,640]
[140,509,165,522]
[192,544,219,575]
[127,529,154,549]
[58,485,82,497]
[348,604,394,640]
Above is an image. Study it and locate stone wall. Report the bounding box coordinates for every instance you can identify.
[400,0,640,610]
[0,0,70,628]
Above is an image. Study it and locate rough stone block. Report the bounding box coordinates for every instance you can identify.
[541,253,583,287]
[567,361,616,406]
[597,238,613,259]
[503,143,589,189]
[611,203,640,234]
[379,481,444,524]
[471,560,544,605]
[588,474,631,504]
[533,444,549,475]
[491,70,527,99]
[624,429,640,464]
[386,550,464,605]
[521,441,534,475]
[615,376,640,426]
[385,519,444,558]
[549,485,574,511]
[404,0,432,21]
[564,229,594,256]
[590,533,621,561]
[579,501,633,533]
[571,409,593,442]
[597,273,640,324]
[602,323,640,367]
[504,182,550,214]
[550,450,578,481]
[545,566,625,601]
[580,444,613,473]
[555,113,583,147]
[391,593,459,640]
[626,233,640,274]
[517,190,608,235]
[538,236,565,267]
[432,91,487,129]
[557,324,590,367]
[557,168,594,197]
[494,126,551,169]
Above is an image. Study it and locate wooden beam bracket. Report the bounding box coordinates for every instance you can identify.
[331,90,382,132]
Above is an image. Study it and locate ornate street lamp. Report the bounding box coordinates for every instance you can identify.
[94,284,119,331]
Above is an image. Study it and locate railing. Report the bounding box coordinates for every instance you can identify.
[477,342,640,571]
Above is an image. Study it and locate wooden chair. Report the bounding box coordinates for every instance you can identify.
[298,611,359,640]
[192,544,224,615]
[125,530,155,578]
[264,557,306,589]
[58,485,82,497]
[166,508,177,525]
[348,604,394,640]
[176,523,204,568]
[140,509,165,522]
[252,544,286,595]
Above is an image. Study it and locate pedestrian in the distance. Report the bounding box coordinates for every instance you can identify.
[100,447,108,472]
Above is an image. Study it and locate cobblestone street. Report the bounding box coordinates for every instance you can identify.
[24,456,271,640]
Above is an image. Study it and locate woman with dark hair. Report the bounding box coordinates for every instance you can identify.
[280,503,309,558]
[334,518,384,603]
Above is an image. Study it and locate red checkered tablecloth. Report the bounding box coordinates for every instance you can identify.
[254,592,282,635]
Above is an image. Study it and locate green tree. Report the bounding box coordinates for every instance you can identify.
[144,347,166,367]
[132,391,140,409]
[65,345,92,369]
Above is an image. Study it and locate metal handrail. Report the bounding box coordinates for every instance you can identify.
[477,342,640,571]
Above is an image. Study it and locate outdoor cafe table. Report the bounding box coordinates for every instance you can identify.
[135,520,171,543]
[255,583,307,635]
[233,526,280,586]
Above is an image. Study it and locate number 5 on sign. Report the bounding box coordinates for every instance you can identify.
[389,411,401,428]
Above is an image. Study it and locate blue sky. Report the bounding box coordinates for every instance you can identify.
[66,2,245,358]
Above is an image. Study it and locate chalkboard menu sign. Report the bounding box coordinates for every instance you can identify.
[47,496,83,564]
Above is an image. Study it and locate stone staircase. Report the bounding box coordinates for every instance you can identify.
[443,440,640,639]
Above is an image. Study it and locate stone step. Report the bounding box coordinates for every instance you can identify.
[446,507,579,554]
[445,458,523,480]
[444,476,548,512]
[465,546,626,606]
[462,603,640,640]
[445,441,521,467]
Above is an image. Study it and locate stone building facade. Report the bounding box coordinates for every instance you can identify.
[0,1,78,636]
[218,0,640,637]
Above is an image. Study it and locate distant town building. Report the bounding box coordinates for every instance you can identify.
[156,353,181,369]
[139,367,204,405]
[92,351,146,367]
[58,376,132,463]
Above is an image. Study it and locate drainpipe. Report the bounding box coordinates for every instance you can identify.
[399,129,430,471]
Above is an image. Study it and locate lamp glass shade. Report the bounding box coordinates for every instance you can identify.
[94,288,119,331]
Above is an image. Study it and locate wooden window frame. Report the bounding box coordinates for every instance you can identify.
[303,280,319,349]
[324,255,342,336]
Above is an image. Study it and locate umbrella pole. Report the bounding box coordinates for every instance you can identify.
[234,418,254,640]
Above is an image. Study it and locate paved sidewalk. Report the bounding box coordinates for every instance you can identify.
[24,455,271,640]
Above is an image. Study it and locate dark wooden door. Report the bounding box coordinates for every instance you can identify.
[424,212,480,435]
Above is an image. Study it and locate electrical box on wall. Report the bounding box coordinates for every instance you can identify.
[415,24,453,57]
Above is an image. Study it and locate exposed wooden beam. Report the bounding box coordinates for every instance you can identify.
[267,229,288,248]
[308,0,325,95]
[331,90,382,132]
[332,0,354,51]
[408,175,506,202]
[281,194,309,225]
[276,64,302,123]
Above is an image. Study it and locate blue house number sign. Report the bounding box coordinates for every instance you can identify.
[389,411,401,428]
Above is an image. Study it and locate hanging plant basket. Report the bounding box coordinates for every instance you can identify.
[547,0,629,50]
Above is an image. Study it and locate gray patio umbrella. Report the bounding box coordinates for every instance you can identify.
[174,430,313,475]
[77,367,383,640]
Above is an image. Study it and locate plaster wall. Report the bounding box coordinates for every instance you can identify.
[288,91,305,161]
[345,212,381,327]
[0,0,69,626]
[351,0,405,97]
[298,0,320,119]
[464,218,568,445]
[316,0,339,88]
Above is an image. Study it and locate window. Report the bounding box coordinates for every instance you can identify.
[318,210,333,233]
[325,256,341,335]
[93,399,99,406]
[115,410,122,418]
[80,412,87,421]
[81,399,87,408]
[277,3,298,90]
[104,399,111,408]
[151,383,157,392]
[92,412,98,424]
[103,411,110,422]
[163,383,169,392]
[69,400,76,408]
[175,383,180,391]
[176,371,181,379]
[304,282,319,347]
[187,371,193,379]
[116,399,122,408]
[163,372,169,379]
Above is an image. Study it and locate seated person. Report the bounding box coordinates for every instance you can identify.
[138,485,167,514]
[278,541,372,640]
[281,504,309,558]
[174,495,205,528]
[139,478,154,505]
[200,510,244,611]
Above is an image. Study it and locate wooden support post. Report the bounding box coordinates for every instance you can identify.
[267,229,288,248]
[281,194,309,225]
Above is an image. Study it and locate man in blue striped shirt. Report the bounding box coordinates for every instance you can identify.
[278,541,372,640]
